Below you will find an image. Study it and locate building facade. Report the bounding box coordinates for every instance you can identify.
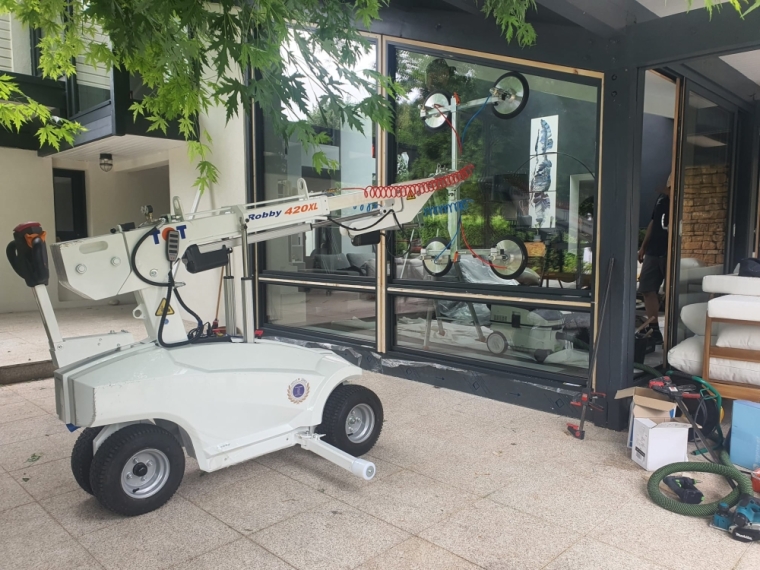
[2,2,759,431]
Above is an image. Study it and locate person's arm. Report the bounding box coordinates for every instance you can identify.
[638,220,653,263]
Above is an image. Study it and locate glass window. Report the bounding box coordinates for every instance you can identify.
[262,39,378,277]
[74,26,112,112]
[265,284,376,342]
[391,50,599,292]
[394,294,590,378]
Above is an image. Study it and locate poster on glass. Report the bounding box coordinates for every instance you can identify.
[529,115,558,229]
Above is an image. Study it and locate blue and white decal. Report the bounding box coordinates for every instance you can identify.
[287,378,310,404]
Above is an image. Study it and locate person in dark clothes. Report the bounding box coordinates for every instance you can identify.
[637,173,672,345]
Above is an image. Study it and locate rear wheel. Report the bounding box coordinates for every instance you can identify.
[89,424,185,516]
[486,331,507,355]
[71,427,103,495]
[317,384,383,457]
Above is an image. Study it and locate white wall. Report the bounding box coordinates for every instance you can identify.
[85,165,170,236]
[0,149,59,313]
[169,104,248,329]
[0,148,171,313]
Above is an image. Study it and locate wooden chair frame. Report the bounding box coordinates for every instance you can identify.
[703,315,760,401]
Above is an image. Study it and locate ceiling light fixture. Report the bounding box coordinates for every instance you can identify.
[99,153,113,172]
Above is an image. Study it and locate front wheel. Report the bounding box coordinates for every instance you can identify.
[317,384,383,457]
[89,424,185,516]
[71,426,103,494]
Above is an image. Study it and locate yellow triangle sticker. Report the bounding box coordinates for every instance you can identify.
[155,298,175,316]
[406,192,416,200]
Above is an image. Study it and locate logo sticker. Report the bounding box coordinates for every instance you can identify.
[287,379,310,404]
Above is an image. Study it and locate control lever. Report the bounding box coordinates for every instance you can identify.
[166,229,180,262]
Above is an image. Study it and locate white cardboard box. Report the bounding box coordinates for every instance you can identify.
[631,417,690,471]
[615,387,677,448]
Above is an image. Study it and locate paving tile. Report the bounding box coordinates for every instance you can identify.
[0,430,77,471]
[0,413,68,446]
[545,537,669,570]
[11,456,80,500]
[420,498,581,570]
[0,472,33,513]
[0,503,71,563]
[0,388,25,407]
[177,456,269,501]
[190,465,330,534]
[10,377,55,398]
[343,469,477,533]
[356,536,480,570]
[78,496,240,570]
[27,394,58,415]
[0,400,46,424]
[594,498,749,570]
[735,543,760,570]
[410,438,532,497]
[3,538,104,570]
[40,488,123,537]
[256,446,403,500]
[253,500,408,570]
[368,420,451,470]
[488,462,634,533]
[171,538,295,570]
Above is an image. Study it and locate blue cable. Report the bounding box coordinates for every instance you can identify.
[461,95,490,144]
[434,214,461,261]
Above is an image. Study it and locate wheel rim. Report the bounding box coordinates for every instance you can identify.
[121,448,170,499]
[492,238,525,278]
[487,333,506,354]
[345,403,376,444]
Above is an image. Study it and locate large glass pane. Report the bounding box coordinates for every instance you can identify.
[394,295,590,378]
[262,39,377,277]
[392,50,599,291]
[636,71,676,368]
[266,284,376,342]
[673,91,733,345]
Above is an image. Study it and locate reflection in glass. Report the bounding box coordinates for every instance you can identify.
[674,92,733,344]
[263,40,377,276]
[392,50,599,290]
[266,284,376,341]
[394,295,590,378]
[75,27,112,111]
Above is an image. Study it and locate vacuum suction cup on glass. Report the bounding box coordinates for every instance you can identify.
[421,90,453,132]
[491,72,529,119]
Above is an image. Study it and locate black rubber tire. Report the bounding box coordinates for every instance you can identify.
[89,424,185,516]
[317,384,383,457]
[71,427,103,495]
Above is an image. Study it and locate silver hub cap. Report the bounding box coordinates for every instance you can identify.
[345,403,375,444]
[121,449,170,499]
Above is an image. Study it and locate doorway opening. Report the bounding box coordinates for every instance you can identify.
[53,169,87,242]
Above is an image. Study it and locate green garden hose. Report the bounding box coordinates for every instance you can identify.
[647,451,753,517]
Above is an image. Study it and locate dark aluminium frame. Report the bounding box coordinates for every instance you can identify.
[248,7,760,431]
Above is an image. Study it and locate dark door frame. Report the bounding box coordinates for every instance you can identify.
[52,168,88,242]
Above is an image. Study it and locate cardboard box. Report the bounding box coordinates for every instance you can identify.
[730,400,760,470]
[631,417,690,471]
[615,387,677,448]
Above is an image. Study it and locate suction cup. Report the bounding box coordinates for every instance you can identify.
[421,90,452,132]
[422,237,453,277]
[490,236,528,280]
[491,72,529,119]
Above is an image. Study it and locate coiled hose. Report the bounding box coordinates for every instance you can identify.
[647,451,753,516]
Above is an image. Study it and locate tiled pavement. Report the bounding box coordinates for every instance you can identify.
[0,373,756,570]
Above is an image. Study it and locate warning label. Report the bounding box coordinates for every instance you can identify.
[155,298,175,316]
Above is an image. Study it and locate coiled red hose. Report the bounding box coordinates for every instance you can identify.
[360,163,475,199]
